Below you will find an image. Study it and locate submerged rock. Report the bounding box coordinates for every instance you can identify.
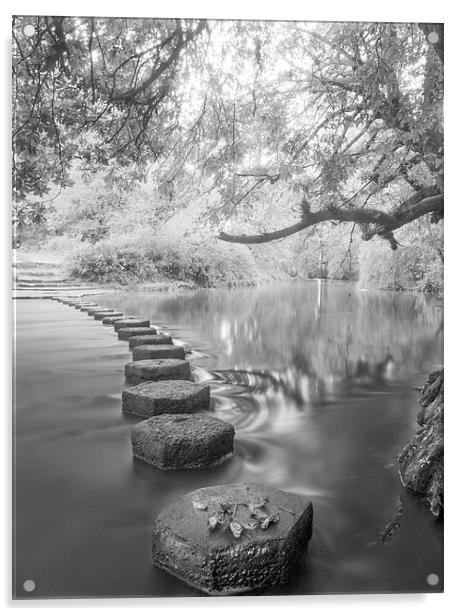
[152,483,313,595]
[118,326,158,341]
[125,359,191,384]
[398,369,444,517]
[129,334,173,349]
[132,413,234,469]
[122,380,210,418]
[114,319,150,332]
[132,344,186,361]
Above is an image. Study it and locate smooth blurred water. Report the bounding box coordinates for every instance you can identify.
[13,281,443,598]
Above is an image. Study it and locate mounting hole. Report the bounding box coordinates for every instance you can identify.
[426,573,439,586]
[23,579,36,592]
[427,31,439,45]
[23,24,35,37]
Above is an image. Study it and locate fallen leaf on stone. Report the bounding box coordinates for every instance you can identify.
[248,498,268,513]
[260,512,280,529]
[250,507,268,520]
[230,521,243,538]
[242,519,259,530]
[192,499,208,510]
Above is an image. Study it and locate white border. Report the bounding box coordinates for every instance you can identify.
[2,2,461,614]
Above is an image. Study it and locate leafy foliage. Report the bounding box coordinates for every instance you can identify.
[13,18,443,284]
[69,229,257,288]
[358,221,443,293]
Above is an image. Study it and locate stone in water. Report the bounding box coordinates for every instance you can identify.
[132,344,186,361]
[118,327,158,341]
[129,334,173,349]
[125,359,191,384]
[152,483,313,595]
[94,311,123,320]
[132,413,234,469]
[122,380,210,418]
[114,318,150,331]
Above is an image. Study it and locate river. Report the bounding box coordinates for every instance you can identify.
[13,280,443,597]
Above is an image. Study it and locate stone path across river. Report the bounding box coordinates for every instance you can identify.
[51,294,313,594]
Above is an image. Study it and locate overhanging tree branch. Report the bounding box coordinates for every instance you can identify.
[218,189,443,247]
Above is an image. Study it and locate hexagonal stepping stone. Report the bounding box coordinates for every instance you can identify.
[132,413,234,469]
[122,380,210,418]
[118,327,157,341]
[94,311,123,320]
[152,483,313,595]
[132,344,186,361]
[129,334,173,349]
[114,318,150,332]
[125,359,191,384]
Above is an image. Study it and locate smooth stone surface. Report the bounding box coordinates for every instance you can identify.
[94,311,123,320]
[118,327,157,341]
[152,483,313,595]
[132,413,234,470]
[125,359,191,384]
[114,319,150,332]
[122,380,210,418]
[129,334,173,349]
[133,344,186,361]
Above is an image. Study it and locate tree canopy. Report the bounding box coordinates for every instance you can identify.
[12,17,443,250]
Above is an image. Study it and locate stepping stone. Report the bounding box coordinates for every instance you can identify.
[75,303,96,309]
[114,319,150,332]
[132,413,234,469]
[129,334,173,349]
[132,344,186,361]
[87,307,111,316]
[80,305,99,312]
[118,327,157,341]
[94,311,123,320]
[125,359,191,384]
[102,315,128,325]
[122,380,210,418]
[152,483,313,595]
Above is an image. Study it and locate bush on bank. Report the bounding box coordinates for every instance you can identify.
[69,233,258,288]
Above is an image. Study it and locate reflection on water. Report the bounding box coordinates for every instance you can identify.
[14,281,443,597]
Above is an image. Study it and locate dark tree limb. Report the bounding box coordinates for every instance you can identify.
[218,189,443,246]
